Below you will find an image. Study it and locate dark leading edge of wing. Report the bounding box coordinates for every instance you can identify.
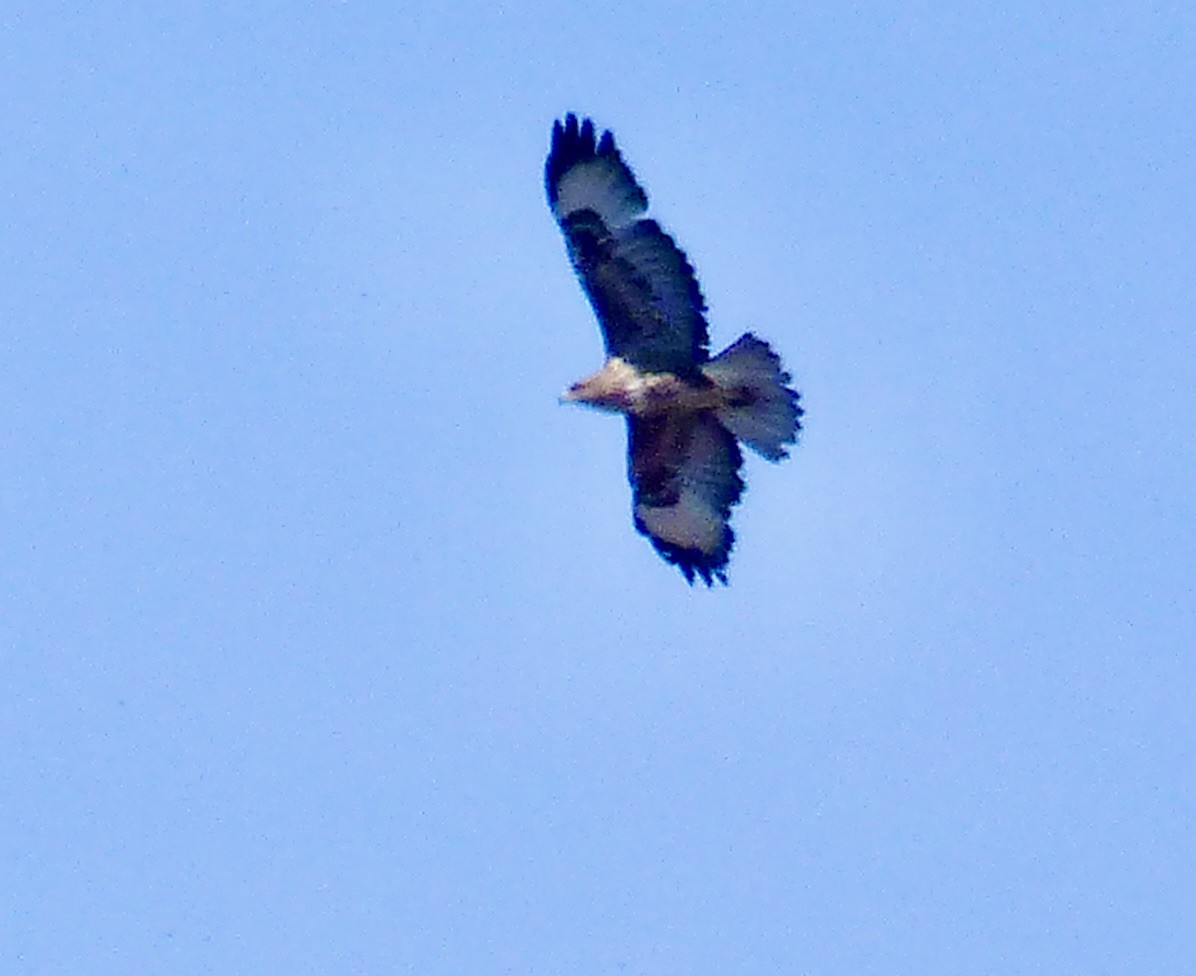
[546,114,711,374]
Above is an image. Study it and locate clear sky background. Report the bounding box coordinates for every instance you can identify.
[3,3,1194,973]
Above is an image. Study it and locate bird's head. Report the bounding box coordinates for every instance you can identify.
[559,359,636,413]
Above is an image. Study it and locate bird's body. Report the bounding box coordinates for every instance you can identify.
[563,357,724,416]
[546,114,802,585]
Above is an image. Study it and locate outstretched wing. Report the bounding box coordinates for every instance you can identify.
[546,114,710,374]
[627,411,745,585]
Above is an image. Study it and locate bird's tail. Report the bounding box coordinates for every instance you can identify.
[702,333,803,461]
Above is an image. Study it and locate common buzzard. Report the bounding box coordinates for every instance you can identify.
[547,114,802,585]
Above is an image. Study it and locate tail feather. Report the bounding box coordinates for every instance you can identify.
[702,333,802,461]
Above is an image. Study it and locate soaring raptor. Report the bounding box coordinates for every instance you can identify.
[547,114,802,585]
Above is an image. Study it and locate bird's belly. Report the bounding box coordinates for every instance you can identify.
[629,373,724,417]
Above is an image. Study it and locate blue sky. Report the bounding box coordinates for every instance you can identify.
[3,2,1194,973]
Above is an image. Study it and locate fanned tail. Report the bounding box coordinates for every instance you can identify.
[702,333,803,461]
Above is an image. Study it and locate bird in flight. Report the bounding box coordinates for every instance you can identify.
[546,114,803,585]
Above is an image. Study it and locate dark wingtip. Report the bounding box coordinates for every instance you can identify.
[689,559,730,587]
[636,515,734,587]
[546,113,611,207]
[545,113,634,212]
[677,557,729,587]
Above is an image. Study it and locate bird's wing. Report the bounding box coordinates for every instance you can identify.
[546,114,710,374]
[627,411,744,585]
